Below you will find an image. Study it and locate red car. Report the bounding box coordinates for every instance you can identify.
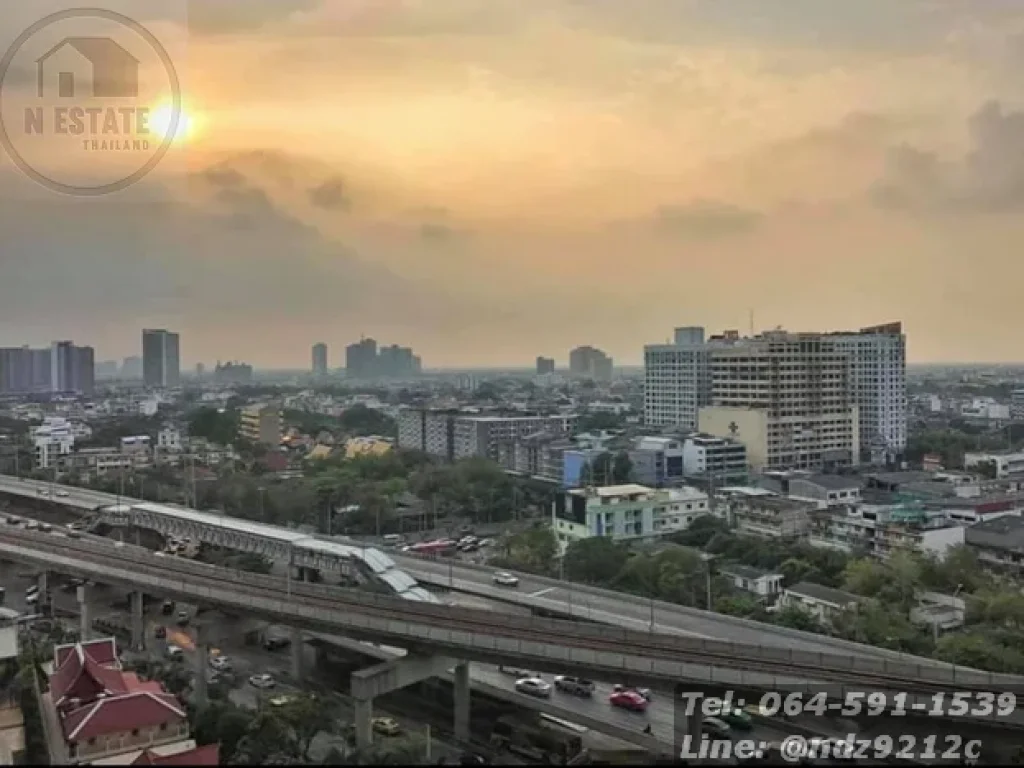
[609,690,648,712]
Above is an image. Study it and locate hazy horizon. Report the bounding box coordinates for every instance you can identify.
[3,1,1024,367]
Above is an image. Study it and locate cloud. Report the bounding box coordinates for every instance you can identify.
[652,201,763,239]
[875,100,1024,213]
[308,178,350,210]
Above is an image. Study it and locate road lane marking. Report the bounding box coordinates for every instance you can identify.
[530,587,555,597]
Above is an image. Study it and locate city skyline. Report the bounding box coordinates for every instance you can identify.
[1,1,1023,365]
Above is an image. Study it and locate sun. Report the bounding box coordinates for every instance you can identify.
[148,103,197,143]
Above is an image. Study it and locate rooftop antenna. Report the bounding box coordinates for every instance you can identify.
[749,309,754,337]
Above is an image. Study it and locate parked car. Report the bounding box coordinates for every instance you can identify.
[248,673,276,689]
[514,677,552,698]
[609,690,648,712]
[492,571,519,587]
[701,717,731,736]
[553,675,595,697]
[176,610,189,626]
[372,717,401,736]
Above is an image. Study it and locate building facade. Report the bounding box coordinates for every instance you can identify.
[311,343,328,377]
[680,434,748,483]
[829,322,907,464]
[536,356,555,375]
[142,329,180,388]
[397,409,577,462]
[698,330,859,472]
[239,403,282,445]
[643,326,710,428]
[568,346,613,381]
[551,483,709,550]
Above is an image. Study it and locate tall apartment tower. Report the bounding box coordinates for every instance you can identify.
[830,322,907,464]
[568,346,613,381]
[536,356,555,375]
[698,330,858,471]
[142,329,181,388]
[47,342,95,394]
[643,326,710,429]
[312,343,328,377]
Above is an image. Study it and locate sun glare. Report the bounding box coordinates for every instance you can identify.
[148,103,197,142]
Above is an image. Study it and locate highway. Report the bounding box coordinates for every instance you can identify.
[0,475,969,667]
[3,519,1019,703]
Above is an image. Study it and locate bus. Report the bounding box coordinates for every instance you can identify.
[490,713,586,764]
[408,539,457,556]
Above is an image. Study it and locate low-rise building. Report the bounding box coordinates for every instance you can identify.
[156,425,182,453]
[964,450,1024,479]
[965,515,1024,573]
[239,403,282,445]
[680,434,748,483]
[909,591,966,635]
[45,637,216,765]
[719,565,783,599]
[32,417,74,469]
[724,494,814,539]
[778,581,861,624]
[344,436,394,458]
[551,483,709,551]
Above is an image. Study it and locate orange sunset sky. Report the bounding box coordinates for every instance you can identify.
[1,0,1024,368]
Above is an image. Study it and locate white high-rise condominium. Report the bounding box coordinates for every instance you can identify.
[643,326,710,429]
[142,329,181,388]
[829,322,907,464]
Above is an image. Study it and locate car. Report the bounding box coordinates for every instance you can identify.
[40,524,52,533]
[553,675,595,697]
[268,694,296,707]
[372,717,401,736]
[24,521,39,531]
[249,673,276,689]
[701,717,731,736]
[718,706,753,731]
[166,645,184,660]
[498,665,535,678]
[613,684,652,701]
[263,636,291,651]
[209,656,232,672]
[161,601,175,615]
[36,490,49,497]
[154,626,166,639]
[514,677,552,698]
[492,571,519,587]
[176,610,189,626]
[55,490,69,498]
[66,530,81,538]
[610,690,648,712]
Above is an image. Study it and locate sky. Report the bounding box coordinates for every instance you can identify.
[1,0,1024,368]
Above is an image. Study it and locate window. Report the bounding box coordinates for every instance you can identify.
[159,722,168,731]
[131,728,140,737]
[88,738,96,746]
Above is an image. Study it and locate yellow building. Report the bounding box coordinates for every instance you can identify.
[239,403,282,445]
[345,436,394,459]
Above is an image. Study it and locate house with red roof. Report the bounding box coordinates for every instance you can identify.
[46,637,215,765]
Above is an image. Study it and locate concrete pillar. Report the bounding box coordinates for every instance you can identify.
[36,572,49,616]
[130,591,145,652]
[76,584,90,641]
[290,627,303,681]
[193,624,209,705]
[354,697,373,749]
[453,662,470,742]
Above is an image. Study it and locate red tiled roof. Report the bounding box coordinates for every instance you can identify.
[63,692,185,743]
[122,672,163,695]
[132,744,219,766]
[51,644,127,705]
[54,638,118,668]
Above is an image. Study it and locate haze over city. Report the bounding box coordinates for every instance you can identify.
[2,0,1024,367]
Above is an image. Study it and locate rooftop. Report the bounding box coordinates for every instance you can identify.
[569,483,653,498]
[796,474,862,491]
[786,581,861,607]
[721,564,779,581]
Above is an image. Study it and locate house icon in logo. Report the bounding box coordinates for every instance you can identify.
[36,37,139,98]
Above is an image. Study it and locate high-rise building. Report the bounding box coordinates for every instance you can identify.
[643,326,710,428]
[568,346,613,381]
[829,322,907,464]
[121,356,142,379]
[397,409,578,461]
[345,337,378,378]
[536,356,555,375]
[312,343,328,377]
[46,342,94,394]
[142,329,180,388]
[697,330,859,472]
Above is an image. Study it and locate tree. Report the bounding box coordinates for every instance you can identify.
[276,693,342,759]
[338,405,397,437]
[579,451,632,486]
[188,407,240,446]
[345,734,429,765]
[974,459,999,480]
[670,515,728,548]
[231,710,301,765]
[773,605,819,632]
[498,527,557,574]
[192,702,251,759]
[562,538,629,584]
[841,558,889,598]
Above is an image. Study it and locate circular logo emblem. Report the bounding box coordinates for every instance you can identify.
[0,8,181,196]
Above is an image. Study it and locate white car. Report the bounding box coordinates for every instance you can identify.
[515,677,552,698]
[55,491,70,498]
[492,572,519,588]
[249,673,276,689]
